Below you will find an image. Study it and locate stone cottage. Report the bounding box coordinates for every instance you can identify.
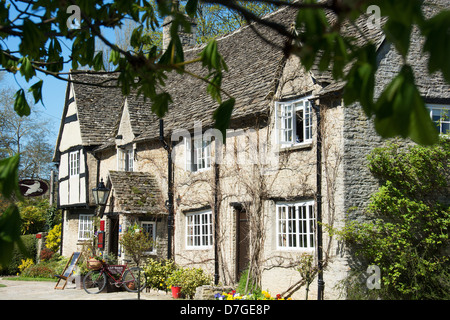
[53,1,450,299]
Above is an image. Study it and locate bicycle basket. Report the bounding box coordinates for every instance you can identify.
[87,259,103,270]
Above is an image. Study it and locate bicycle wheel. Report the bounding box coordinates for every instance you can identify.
[122,267,147,292]
[83,270,107,294]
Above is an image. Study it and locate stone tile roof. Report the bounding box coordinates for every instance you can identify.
[134,6,298,142]
[70,72,125,146]
[108,171,163,214]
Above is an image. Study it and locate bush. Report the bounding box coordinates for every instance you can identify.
[21,255,69,279]
[0,234,36,275]
[167,266,212,299]
[145,259,177,292]
[21,264,55,278]
[18,258,34,273]
[40,248,54,261]
[339,139,450,299]
[45,224,61,252]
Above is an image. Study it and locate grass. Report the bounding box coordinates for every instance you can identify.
[2,276,57,282]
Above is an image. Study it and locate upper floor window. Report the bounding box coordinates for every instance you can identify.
[276,200,315,250]
[275,97,313,148]
[428,104,450,134]
[69,151,80,176]
[186,210,213,249]
[118,146,134,172]
[185,136,211,172]
[78,214,93,240]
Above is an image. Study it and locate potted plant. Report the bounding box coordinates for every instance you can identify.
[167,269,184,299]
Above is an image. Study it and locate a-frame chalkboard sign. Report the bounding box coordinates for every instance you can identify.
[54,252,81,290]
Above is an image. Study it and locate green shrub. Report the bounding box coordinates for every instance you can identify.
[167,266,212,299]
[0,234,36,275]
[145,259,177,292]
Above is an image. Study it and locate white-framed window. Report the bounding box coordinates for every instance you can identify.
[185,136,211,172]
[275,97,313,148]
[428,104,450,134]
[186,210,213,249]
[118,146,134,172]
[141,221,156,254]
[69,150,80,176]
[276,201,315,250]
[78,214,94,240]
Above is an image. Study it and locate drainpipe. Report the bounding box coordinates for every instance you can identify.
[311,99,325,300]
[160,119,174,260]
[214,162,220,285]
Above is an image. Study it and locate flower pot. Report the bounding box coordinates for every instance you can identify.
[171,286,181,299]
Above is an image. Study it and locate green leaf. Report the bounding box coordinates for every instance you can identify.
[374,65,438,145]
[28,80,43,105]
[13,89,31,117]
[19,19,45,58]
[343,44,377,115]
[151,92,172,118]
[18,57,35,81]
[383,19,411,58]
[0,205,27,267]
[109,49,121,65]
[185,0,198,18]
[213,98,235,143]
[200,40,227,72]
[0,154,20,199]
[93,51,104,71]
[206,72,223,103]
[422,10,450,83]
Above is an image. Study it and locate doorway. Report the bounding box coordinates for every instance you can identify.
[235,207,250,282]
[108,215,119,257]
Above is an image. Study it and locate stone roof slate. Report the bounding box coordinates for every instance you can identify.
[70,72,125,145]
[108,171,162,214]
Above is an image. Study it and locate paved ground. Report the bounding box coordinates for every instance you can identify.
[0,277,173,300]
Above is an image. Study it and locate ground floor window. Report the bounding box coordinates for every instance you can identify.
[186,210,213,249]
[141,221,156,254]
[78,214,94,240]
[276,200,315,250]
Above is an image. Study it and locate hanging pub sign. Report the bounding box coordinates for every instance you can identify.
[19,179,48,197]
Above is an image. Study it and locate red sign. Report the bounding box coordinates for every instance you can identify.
[19,179,48,197]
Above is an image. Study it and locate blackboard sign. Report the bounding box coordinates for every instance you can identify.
[55,252,81,290]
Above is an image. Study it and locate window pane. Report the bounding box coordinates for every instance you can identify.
[277,202,315,249]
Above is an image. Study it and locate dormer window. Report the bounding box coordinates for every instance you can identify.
[118,146,134,172]
[275,97,313,148]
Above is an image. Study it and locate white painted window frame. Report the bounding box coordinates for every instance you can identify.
[185,210,213,249]
[427,104,450,135]
[275,96,313,148]
[117,146,134,172]
[185,136,212,172]
[69,150,80,176]
[276,200,315,250]
[141,221,157,254]
[78,214,94,240]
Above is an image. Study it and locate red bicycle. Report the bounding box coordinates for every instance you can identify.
[83,261,147,294]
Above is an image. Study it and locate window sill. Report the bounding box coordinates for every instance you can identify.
[277,141,313,152]
[185,246,213,251]
[276,247,315,253]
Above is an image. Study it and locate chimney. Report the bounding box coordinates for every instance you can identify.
[162,15,197,52]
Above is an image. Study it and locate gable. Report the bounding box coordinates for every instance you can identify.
[116,99,135,145]
[54,81,83,157]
